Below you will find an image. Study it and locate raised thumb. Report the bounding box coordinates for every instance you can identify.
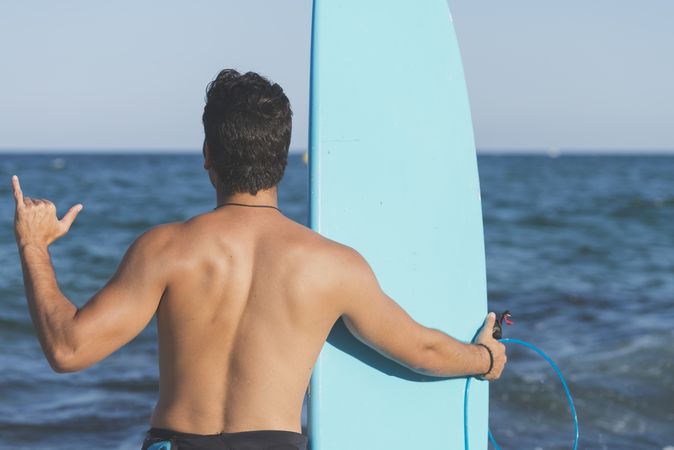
[60,204,83,230]
[484,312,496,328]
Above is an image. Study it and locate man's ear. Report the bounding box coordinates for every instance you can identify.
[203,140,211,170]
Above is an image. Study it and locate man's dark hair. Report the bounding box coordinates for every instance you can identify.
[202,69,292,196]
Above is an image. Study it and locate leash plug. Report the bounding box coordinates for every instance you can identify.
[492,310,513,340]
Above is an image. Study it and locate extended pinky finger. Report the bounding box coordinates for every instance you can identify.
[11,175,24,206]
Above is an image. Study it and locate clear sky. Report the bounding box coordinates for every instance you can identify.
[0,1,672,153]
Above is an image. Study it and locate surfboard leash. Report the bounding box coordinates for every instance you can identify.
[463,311,580,450]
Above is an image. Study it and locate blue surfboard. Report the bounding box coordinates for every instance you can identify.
[307,0,488,449]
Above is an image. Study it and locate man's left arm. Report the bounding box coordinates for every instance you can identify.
[12,175,172,372]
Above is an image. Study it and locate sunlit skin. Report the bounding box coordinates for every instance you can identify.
[12,146,506,435]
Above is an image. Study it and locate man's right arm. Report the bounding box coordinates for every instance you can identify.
[333,246,506,380]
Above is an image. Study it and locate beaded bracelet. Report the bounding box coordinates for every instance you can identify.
[476,343,494,377]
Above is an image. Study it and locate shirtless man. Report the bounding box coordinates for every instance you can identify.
[12,69,506,450]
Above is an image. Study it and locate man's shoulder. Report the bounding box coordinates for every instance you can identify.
[138,221,181,242]
[281,227,369,312]
[291,227,370,287]
[289,223,360,263]
[129,222,182,257]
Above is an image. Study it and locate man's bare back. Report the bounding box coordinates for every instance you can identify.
[150,205,345,434]
[12,69,506,448]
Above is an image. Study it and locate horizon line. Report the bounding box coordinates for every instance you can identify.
[0,147,673,155]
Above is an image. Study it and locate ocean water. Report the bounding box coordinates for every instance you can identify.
[0,153,672,450]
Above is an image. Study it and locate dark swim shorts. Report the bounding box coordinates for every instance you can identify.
[141,427,308,450]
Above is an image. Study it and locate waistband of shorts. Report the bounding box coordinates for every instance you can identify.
[147,427,308,442]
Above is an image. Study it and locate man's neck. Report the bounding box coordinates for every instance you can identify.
[215,188,279,210]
